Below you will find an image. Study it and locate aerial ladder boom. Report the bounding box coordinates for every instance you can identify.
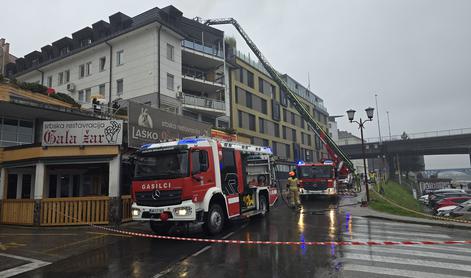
[205,18,354,172]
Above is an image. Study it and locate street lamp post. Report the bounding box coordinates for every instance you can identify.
[347,107,375,203]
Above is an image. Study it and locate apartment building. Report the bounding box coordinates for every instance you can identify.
[9,6,229,128]
[228,51,330,163]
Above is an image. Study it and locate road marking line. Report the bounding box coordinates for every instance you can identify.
[343,253,471,272]
[349,229,450,239]
[345,245,471,261]
[0,233,78,236]
[86,232,132,238]
[343,264,470,278]
[43,234,105,253]
[351,217,432,228]
[0,253,50,278]
[192,246,212,257]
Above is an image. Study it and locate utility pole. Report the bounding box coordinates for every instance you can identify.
[374,94,382,142]
[387,111,392,141]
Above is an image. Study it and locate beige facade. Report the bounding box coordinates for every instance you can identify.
[229,56,329,162]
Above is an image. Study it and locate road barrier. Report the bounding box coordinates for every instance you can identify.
[93,224,471,246]
[371,190,471,225]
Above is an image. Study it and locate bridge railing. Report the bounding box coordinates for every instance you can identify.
[363,127,471,144]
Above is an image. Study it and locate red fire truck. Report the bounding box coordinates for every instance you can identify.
[131,138,278,235]
[296,160,338,197]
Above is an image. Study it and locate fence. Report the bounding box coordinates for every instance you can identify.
[121,195,132,222]
[40,196,110,226]
[0,199,35,225]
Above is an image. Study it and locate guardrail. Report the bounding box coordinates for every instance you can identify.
[40,196,109,226]
[121,195,132,222]
[182,66,225,85]
[182,40,223,58]
[363,127,471,143]
[1,199,35,225]
[182,94,225,111]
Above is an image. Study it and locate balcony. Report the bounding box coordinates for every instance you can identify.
[182,66,225,95]
[182,93,225,115]
[182,40,223,58]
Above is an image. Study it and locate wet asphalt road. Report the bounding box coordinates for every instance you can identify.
[10,196,471,278]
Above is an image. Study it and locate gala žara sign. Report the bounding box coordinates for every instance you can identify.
[42,120,123,146]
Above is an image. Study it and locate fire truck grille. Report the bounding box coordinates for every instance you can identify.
[135,190,182,207]
[302,182,328,191]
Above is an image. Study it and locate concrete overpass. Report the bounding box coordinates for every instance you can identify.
[341,129,471,159]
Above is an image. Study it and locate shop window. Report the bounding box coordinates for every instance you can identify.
[48,175,57,198]
[21,174,32,199]
[7,174,17,199]
[60,175,71,197]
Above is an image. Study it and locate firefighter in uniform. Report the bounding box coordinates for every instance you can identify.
[287,171,301,208]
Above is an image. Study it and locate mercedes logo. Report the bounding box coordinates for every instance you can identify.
[151,189,161,200]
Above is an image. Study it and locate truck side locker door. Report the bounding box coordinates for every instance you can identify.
[220,148,240,217]
[190,147,215,203]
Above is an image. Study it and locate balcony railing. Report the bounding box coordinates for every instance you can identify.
[182,40,223,58]
[182,94,225,111]
[182,66,224,85]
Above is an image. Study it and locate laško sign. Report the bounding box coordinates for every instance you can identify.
[42,120,123,146]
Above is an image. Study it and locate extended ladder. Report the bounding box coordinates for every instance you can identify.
[205,18,354,171]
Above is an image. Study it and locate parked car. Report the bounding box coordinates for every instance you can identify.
[436,205,458,216]
[449,203,471,219]
[429,193,471,208]
[434,196,471,211]
[419,194,429,204]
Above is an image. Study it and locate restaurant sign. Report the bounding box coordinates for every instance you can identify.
[42,120,123,146]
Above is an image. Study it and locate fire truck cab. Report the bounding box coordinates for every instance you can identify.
[131,138,278,235]
[296,160,337,197]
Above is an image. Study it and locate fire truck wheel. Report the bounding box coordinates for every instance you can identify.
[203,204,225,235]
[149,221,173,235]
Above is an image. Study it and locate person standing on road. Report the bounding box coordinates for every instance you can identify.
[287,171,301,209]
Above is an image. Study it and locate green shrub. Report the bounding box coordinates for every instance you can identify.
[18,82,48,94]
[50,92,81,108]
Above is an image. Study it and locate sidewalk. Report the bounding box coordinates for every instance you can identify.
[339,193,471,229]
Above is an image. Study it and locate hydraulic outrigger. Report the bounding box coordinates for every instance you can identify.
[205,18,354,173]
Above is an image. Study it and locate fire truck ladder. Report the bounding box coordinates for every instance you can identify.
[205,18,354,172]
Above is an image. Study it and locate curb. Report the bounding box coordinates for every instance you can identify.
[364,214,471,230]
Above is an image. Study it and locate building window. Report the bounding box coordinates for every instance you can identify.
[58,72,64,85]
[79,64,85,78]
[238,111,243,128]
[247,70,254,88]
[60,47,70,56]
[292,129,297,142]
[245,91,252,109]
[116,50,124,66]
[283,109,287,122]
[167,44,174,61]
[167,73,174,90]
[274,123,280,137]
[47,76,52,87]
[291,112,296,125]
[99,57,106,71]
[261,99,267,114]
[259,118,265,133]
[271,85,276,99]
[65,70,70,82]
[248,114,256,131]
[99,84,106,97]
[116,79,123,95]
[272,100,280,121]
[258,77,264,93]
[86,62,92,76]
[78,88,91,103]
[282,126,287,139]
[0,118,34,147]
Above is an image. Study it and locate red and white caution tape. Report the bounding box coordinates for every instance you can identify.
[93,225,471,246]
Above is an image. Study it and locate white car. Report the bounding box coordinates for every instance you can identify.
[419,194,429,204]
[436,205,458,216]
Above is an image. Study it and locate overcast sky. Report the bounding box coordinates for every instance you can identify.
[2,0,470,168]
